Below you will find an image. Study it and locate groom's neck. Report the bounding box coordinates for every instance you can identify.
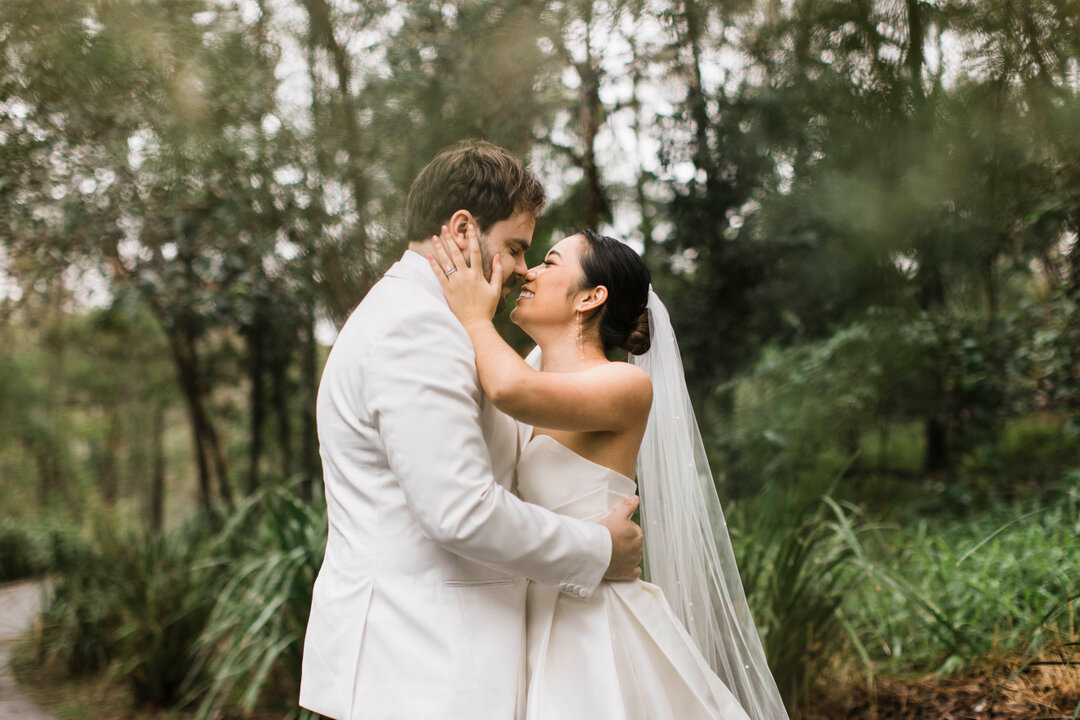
[408,240,435,257]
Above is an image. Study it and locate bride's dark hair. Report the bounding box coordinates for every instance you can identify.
[577,229,651,355]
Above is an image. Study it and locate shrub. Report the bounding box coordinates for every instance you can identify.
[838,488,1080,678]
[988,414,1080,486]
[734,496,866,713]
[188,486,327,719]
[0,520,51,582]
[37,519,216,707]
[0,518,84,582]
[112,520,216,707]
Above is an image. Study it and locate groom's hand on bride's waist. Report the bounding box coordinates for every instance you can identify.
[601,495,644,581]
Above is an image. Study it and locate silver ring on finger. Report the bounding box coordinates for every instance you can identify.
[444,266,457,277]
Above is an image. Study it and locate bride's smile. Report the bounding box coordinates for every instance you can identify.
[511,233,598,340]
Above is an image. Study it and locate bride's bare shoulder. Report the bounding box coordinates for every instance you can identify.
[592,361,652,408]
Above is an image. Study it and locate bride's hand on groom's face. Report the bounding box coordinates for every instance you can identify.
[428,223,503,327]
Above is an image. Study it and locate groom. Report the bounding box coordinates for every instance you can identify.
[299,140,644,720]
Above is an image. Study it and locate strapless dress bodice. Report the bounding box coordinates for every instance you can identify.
[517,432,752,720]
[516,434,637,522]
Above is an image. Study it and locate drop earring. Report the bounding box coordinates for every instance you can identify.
[577,311,585,361]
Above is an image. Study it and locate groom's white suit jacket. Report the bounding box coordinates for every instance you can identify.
[299,251,612,720]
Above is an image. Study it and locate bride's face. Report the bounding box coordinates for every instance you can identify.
[511,234,589,332]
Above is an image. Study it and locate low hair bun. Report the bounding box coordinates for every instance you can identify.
[620,310,651,356]
[577,229,651,355]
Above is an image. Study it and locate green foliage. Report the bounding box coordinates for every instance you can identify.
[39,542,125,677]
[111,521,216,707]
[735,497,865,712]
[839,489,1080,677]
[0,517,85,582]
[727,304,1072,493]
[37,520,215,707]
[0,520,52,582]
[728,311,936,487]
[189,486,326,719]
[30,486,326,716]
[1026,288,1080,425]
[969,414,1080,487]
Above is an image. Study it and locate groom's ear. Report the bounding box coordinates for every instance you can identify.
[447,210,475,253]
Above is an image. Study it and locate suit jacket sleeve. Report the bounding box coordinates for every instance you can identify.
[365,305,612,598]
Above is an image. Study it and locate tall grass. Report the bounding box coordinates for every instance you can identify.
[837,486,1080,678]
[112,521,216,706]
[0,517,84,582]
[735,497,868,712]
[27,479,1077,718]
[188,486,326,719]
[36,519,216,706]
[31,488,327,716]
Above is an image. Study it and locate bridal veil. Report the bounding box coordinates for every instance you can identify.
[630,288,789,720]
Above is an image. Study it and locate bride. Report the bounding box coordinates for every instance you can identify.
[427,225,788,720]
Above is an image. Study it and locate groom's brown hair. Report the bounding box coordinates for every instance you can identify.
[405,140,546,243]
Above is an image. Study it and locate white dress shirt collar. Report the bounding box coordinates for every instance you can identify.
[390,248,445,300]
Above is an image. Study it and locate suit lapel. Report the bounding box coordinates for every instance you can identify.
[385,252,524,492]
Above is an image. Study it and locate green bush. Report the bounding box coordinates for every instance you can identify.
[37,519,216,707]
[987,414,1080,485]
[0,518,85,582]
[726,307,1057,492]
[112,521,216,707]
[727,312,937,490]
[32,486,326,716]
[734,496,866,713]
[39,538,124,676]
[188,486,327,719]
[0,520,51,582]
[838,488,1080,677]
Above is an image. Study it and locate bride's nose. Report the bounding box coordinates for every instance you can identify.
[524,266,539,281]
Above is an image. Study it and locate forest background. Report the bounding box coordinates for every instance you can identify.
[1,0,1078,718]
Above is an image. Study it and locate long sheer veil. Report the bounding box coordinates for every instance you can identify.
[630,287,788,720]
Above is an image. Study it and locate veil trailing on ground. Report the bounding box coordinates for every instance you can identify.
[630,287,789,720]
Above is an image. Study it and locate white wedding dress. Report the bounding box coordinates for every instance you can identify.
[517,431,752,720]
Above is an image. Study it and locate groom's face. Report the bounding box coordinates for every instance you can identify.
[478,211,535,313]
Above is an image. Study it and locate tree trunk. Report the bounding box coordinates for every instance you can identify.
[31,442,59,507]
[924,415,949,475]
[681,0,715,187]
[301,0,372,292]
[577,17,606,229]
[202,398,234,508]
[166,328,212,512]
[271,349,293,480]
[101,409,121,505]
[905,0,925,99]
[163,316,234,512]
[248,315,266,494]
[628,30,654,254]
[150,405,165,532]
[300,301,319,501]
[917,249,951,475]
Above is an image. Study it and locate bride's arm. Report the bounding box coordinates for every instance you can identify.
[427,227,651,432]
[463,320,650,431]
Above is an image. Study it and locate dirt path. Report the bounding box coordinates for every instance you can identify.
[0,581,55,720]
